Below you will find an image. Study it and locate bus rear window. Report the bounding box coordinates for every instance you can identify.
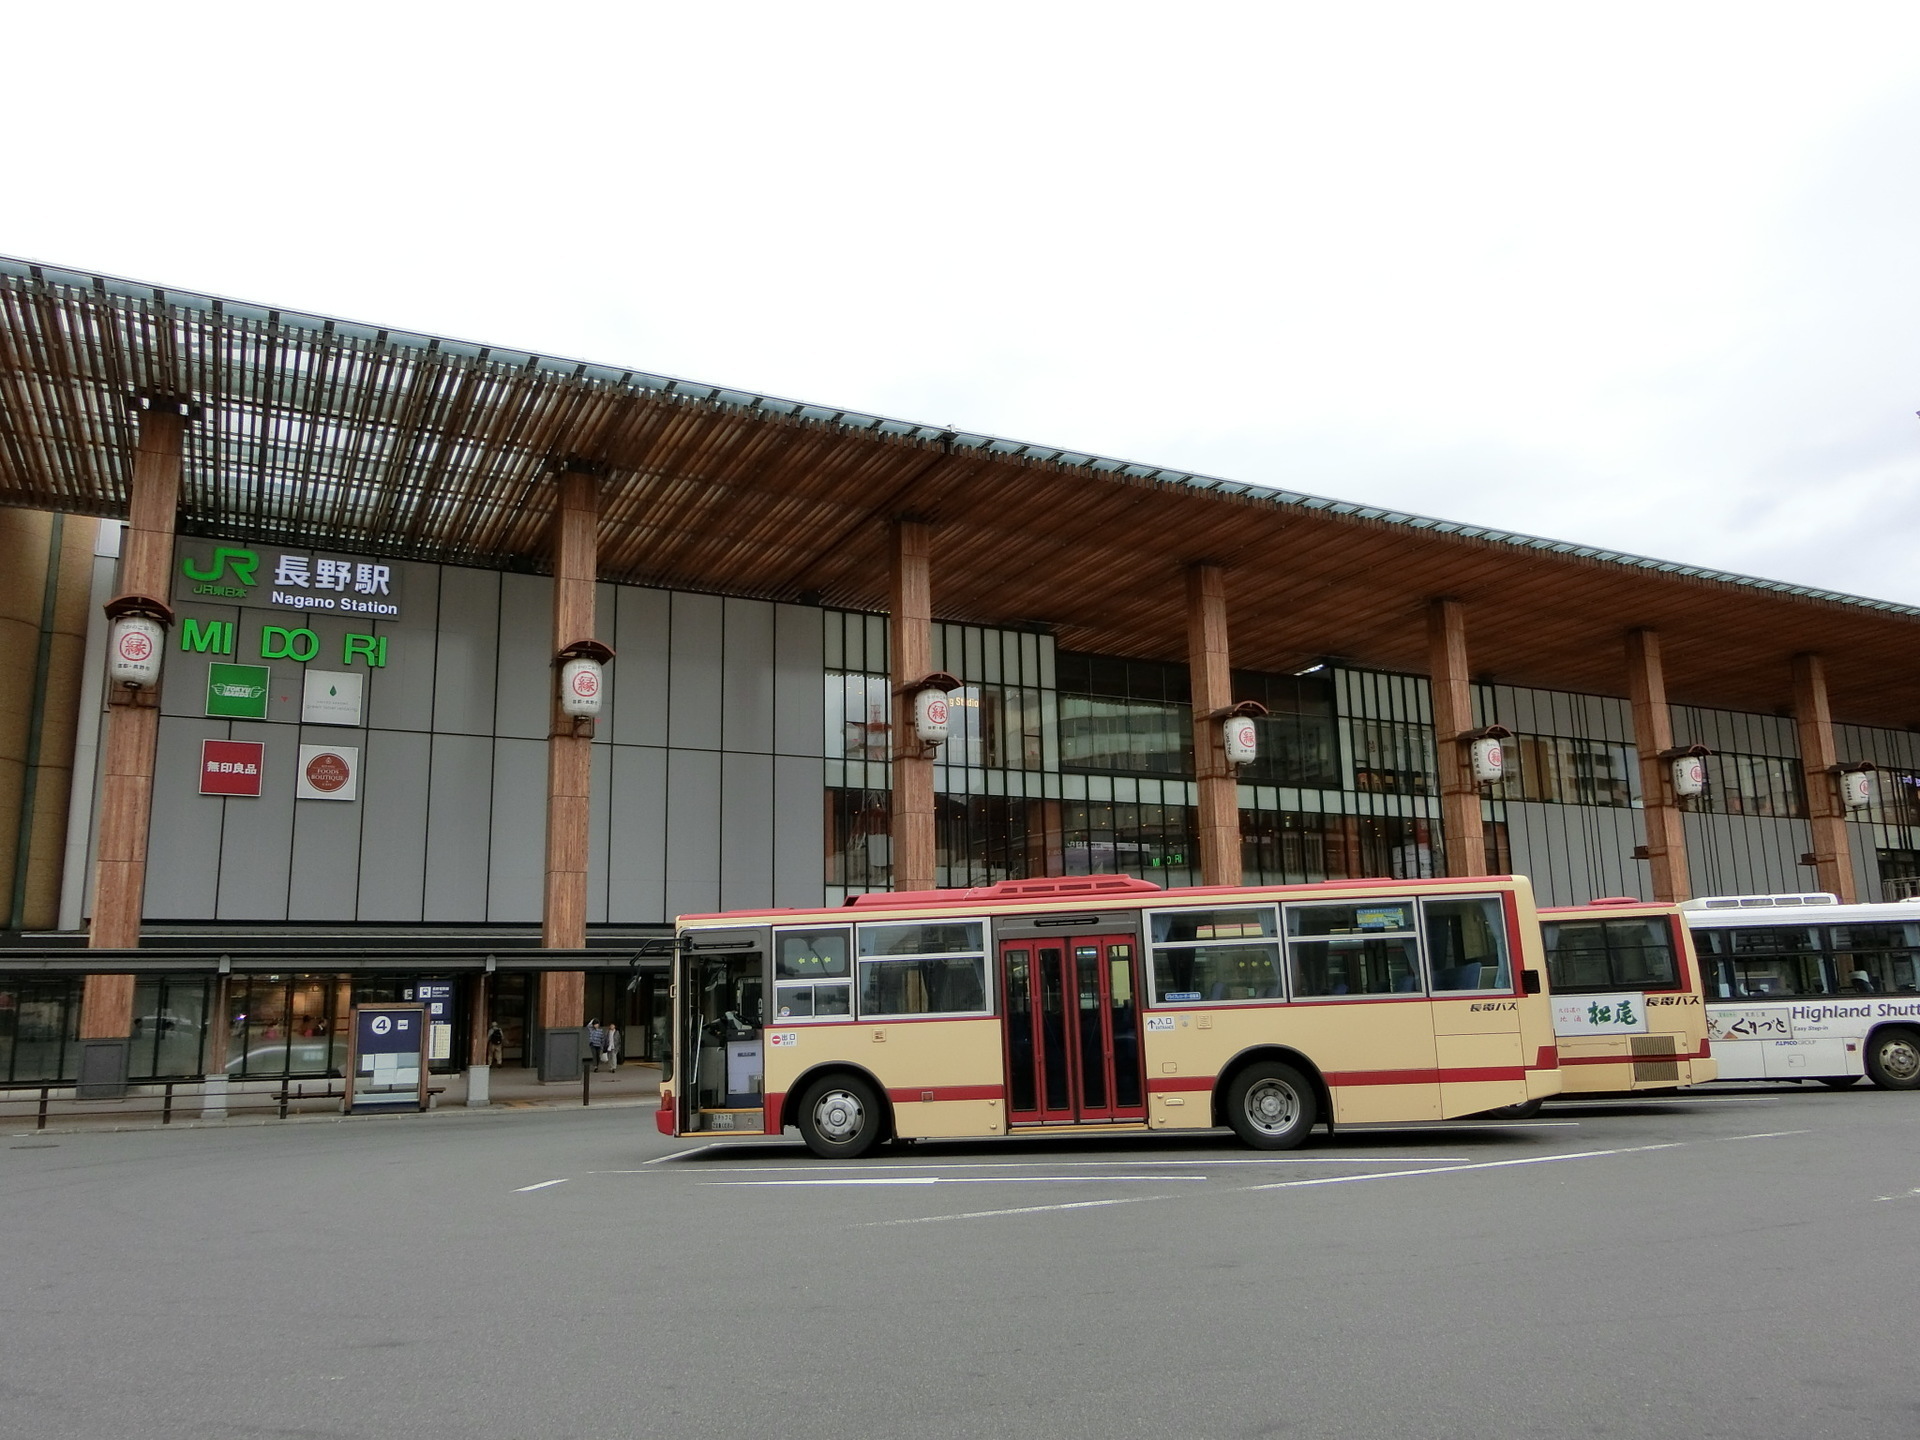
[1543,918,1678,993]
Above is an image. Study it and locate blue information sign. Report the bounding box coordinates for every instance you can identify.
[348,1005,427,1111]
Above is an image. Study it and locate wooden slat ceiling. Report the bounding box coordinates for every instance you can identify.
[3,257,1917,730]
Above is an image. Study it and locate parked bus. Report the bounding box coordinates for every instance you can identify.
[1679,893,1920,1090]
[1536,898,1716,1100]
[659,873,1562,1157]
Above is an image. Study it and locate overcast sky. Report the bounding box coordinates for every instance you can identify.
[6,4,1919,601]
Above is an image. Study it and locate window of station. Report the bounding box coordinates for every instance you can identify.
[0,976,81,1084]
[1421,896,1512,991]
[856,921,990,1018]
[1693,753,1808,819]
[1286,900,1422,998]
[129,975,213,1080]
[1694,927,1830,999]
[1542,918,1679,994]
[1494,734,1639,809]
[1147,906,1283,1004]
[1230,667,1340,789]
[1056,653,1194,778]
[1829,924,1920,994]
[774,926,853,1020]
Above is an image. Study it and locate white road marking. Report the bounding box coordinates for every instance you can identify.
[700,1156,1475,1175]
[1872,1188,1920,1203]
[711,1175,1211,1187]
[1243,1142,1683,1190]
[1716,1130,1811,1141]
[514,1178,570,1192]
[643,1144,719,1165]
[861,1194,1181,1226]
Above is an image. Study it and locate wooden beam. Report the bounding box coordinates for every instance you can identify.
[1187,565,1242,886]
[1792,653,1857,902]
[540,467,596,1027]
[1626,628,1690,902]
[1427,599,1486,877]
[86,407,185,1049]
[889,519,936,892]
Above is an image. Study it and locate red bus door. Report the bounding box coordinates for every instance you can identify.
[1000,935,1146,1125]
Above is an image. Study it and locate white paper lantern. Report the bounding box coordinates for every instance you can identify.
[1671,754,1707,798]
[914,688,950,744]
[1842,770,1875,810]
[108,615,166,689]
[1223,716,1259,765]
[1470,736,1505,783]
[559,656,605,718]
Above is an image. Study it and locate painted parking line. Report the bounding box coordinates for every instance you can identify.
[1242,1142,1683,1191]
[863,1194,1182,1226]
[688,1155,1479,1175]
[1716,1129,1812,1141]
[514,1178,571,1192]
[711,1174,1213,1187]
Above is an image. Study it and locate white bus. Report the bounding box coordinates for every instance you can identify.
[1679,893,1920,1090]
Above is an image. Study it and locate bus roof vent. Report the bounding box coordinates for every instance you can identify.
[985,876,1164,898]
[1680,892,1840,911]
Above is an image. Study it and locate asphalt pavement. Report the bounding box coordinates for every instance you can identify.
[4,1084,1918,1440]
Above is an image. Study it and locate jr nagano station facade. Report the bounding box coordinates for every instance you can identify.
[5,255,1920,1098]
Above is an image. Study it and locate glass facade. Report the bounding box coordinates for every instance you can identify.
[1694,752,1807,818]
[0,977,81,1084]
[1495,733,1640,808]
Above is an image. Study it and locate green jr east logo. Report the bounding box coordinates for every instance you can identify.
[181,547,259,597]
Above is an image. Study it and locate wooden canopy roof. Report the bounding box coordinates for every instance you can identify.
[2,256,1916,728]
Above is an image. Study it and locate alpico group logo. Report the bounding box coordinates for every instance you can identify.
[304,751,352,794]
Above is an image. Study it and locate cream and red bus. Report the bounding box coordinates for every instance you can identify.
[658,872,1563,1157]
[1534,898,1716,1102]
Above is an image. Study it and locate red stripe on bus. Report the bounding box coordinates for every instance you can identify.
[1147,1076,1216,1094]
[884,1084,1005,1104]
[763,1092,785,1133]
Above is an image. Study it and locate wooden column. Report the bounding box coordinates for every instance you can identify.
[1792,653,1858,903]
[85,405,187,1052]
[540,468,596,1031]
[1187,565,1242,887]
[1626,628,1690,903]
[1427,599,1486,878]
[889,520,937,892]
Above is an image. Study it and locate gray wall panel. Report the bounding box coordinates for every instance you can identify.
[215,720,296,920]
[720,752,775,910]
[1503,801,1648,907]
[669,593,725,750]
[774,605,825,757]
[287,726,368,920]
[366,560,441,733]
[612,587,671,747]
[588,744,612,925]
[431,568,500,736]
[494,572,552,741]
[1684,813,1811,898]
[356,729,431,921]
[423,733,494,921]
[722,599,776,754]
[773,754,825,908]
[1848,825,1881,902]
[143,717,227,920]
[665,749,722,919]
[487,738,547,922]
[608,746,667,923]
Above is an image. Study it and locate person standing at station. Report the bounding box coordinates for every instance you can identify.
[586,1017,604,1070]
[486,1019,504,1066]
[602,1021,621,1072]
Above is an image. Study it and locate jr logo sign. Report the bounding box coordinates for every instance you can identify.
[180,547,260,596]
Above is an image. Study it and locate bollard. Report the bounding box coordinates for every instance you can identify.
[37,1087,49,1131]
[162,1082,174,1126]
[582,1055,592,1108]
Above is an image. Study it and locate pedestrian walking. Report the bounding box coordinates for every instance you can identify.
[586,1017,604,1069]
[486,1019,504,1066]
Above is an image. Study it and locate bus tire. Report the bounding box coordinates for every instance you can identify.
[1816,1076,1863,1089]
[796,1074,886,1158]
[1225,1062,1317,1150]
[1864,1029,1920,1091]
[1482,1098,1545,1120]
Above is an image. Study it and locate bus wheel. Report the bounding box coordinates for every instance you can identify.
[1482,1098,1545,1120]
[1226,1063,1316,1150]
[797,1075,885,1158]
[1816,1076,1863,1089]
[1865,1030,1920,1090]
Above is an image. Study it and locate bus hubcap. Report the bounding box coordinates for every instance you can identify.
[1246,1080,1298,1133]
[1883,1041,1920,1081]
[815,1091,865,1140]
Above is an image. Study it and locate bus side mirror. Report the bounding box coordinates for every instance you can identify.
[1523,970,1542,995]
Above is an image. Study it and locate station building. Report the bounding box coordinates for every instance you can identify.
[5,255,1920,1097]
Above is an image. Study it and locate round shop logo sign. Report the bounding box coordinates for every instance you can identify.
[118,630,153,661]
[925,697,949,726]
[571,668,600,699]
[371,1015,392,1035]
[304,751,352,793]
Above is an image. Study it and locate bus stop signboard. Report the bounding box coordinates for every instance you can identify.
[345,1003,430,1114]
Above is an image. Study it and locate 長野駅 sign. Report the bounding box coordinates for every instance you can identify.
[173,540,403,619]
